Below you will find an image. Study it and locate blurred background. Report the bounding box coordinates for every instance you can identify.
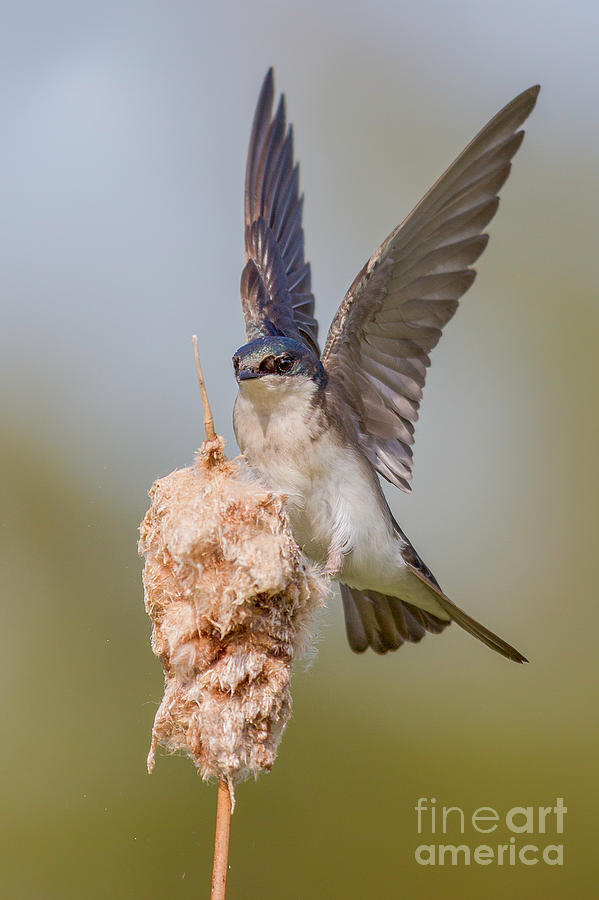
[2,1,597,897]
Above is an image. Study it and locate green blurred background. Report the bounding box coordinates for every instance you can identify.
[2,1,597,897]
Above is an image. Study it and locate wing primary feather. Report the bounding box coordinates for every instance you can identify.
[245,68,274,228]
[240,69,320,354]
[404,559,528,663]
[322,85,539,488]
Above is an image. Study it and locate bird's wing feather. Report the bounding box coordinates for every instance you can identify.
[241,68,319,355]
[322,86,540,491]
[341,514,527,661]
[406,563,528,662]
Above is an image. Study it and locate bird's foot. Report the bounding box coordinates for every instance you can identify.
[323,549,345,578]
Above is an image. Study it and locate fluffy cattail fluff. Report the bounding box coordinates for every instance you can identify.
[139,434,327,798]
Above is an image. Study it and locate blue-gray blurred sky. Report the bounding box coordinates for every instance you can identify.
[2,0,597,490]
[1,2,598,897]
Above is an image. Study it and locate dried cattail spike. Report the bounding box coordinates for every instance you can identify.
[139,427,327,800]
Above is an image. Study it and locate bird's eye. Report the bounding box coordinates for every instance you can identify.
[275,356,294,374]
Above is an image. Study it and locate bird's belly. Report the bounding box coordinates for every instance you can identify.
[234,391,404,584]
[234,393,446,617]
[291,471,406,598]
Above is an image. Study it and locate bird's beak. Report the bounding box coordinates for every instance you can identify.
[237,368,260,382]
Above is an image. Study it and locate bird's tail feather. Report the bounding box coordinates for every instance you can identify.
[340,583,450,655]
[341,576,527,662]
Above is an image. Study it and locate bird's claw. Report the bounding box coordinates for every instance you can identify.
[323,549,344,577]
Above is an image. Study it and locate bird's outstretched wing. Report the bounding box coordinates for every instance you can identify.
[240,68,319,356]
[322,86,540,491]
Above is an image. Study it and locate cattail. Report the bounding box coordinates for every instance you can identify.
[139,338,327,896]
[140,436,327,789]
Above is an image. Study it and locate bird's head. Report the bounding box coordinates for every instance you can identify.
[232,336,326,389]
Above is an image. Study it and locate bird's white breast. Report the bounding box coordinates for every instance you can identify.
[233,375,407,593]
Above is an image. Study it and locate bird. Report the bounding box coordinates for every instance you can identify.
[232,68,539,662]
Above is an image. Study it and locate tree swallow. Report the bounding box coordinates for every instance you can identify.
[232,69,539,662]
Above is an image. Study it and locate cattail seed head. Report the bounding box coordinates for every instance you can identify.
[139,436,327,795]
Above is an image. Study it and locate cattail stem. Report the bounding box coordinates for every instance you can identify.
[192,334,216,441]
[210,779,232,900]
